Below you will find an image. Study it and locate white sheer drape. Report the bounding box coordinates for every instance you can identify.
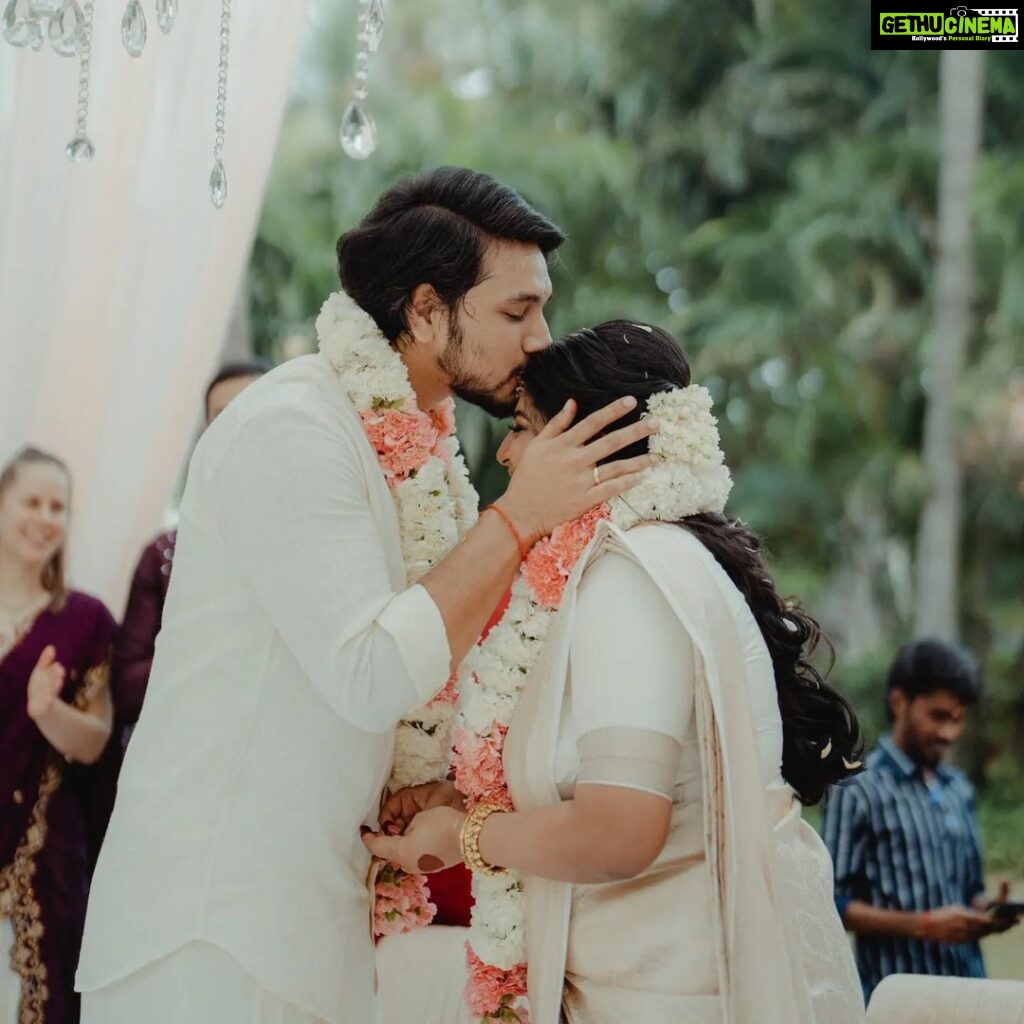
[0,1,309,614]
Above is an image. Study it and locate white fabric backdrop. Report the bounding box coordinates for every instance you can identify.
[0,0,309,614]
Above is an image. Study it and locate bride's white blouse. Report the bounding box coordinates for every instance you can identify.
[554,526,787,801]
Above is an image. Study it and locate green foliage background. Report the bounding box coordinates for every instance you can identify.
[249,0,1024,875]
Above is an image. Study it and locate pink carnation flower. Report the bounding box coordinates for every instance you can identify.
[430,670,460,707]
[360,408,440,483]
[554,504,611,570]
[373,865,437,937]
[522,504,610,609]
[428,400,457,463]
[465,945,528,1019]
[452,724,514,811]
[428,398,456,438]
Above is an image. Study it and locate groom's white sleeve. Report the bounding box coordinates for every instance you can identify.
[205,403,451,733]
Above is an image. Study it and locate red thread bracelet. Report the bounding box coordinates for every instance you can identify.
[483,504,531,562]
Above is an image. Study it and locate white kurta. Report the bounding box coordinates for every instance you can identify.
[83,942,331,1024]
[76,355,452,1024]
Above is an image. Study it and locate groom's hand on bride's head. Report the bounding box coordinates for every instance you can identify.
[499,396,658,542]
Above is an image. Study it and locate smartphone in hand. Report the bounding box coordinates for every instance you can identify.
[987,901,1024,924]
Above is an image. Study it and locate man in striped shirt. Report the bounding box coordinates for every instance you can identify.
[822,639,1020,1001]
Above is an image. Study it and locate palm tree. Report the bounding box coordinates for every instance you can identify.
[914,51,986,640]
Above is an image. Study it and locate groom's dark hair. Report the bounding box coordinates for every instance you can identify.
[336,167,565,342]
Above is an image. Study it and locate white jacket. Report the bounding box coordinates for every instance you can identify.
[77,355,451,1023]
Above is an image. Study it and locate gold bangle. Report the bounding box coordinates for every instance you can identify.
[460,803,507,876]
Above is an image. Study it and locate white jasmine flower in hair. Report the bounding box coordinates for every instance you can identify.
[646,387,726,467]
[611,384,732,528]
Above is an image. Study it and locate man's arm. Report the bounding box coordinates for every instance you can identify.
[843,901,998,943]
[209,398,652,734]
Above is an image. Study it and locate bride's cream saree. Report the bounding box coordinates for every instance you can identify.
[503,521,864,1024]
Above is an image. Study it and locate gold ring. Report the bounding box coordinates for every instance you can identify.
[593,466,601,486]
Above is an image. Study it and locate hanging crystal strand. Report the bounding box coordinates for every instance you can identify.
[340,0,384,160]
[3,0,45,48]
[208,0,230,208]
[64,0,95,160]
[155,0,177,35]
[28,0,67,15]
[26,10,41,46]
[121,0,146,57]
[47,0,83,57]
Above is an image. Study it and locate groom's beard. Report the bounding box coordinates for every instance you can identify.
[439,318,522,418]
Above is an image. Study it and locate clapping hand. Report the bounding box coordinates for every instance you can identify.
[26,645,65,721]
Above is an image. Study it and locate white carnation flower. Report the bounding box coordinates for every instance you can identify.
[460,686,516,733]
[469,927,525,969]
[317,292,415,410]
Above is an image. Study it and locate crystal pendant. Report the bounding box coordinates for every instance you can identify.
[364,0,385,52]
[27,12,42,46]
[2,0,35,46]
[121,0,146,56]
[47,0,82,56]
[340,101,377,160]
[209,159,227,208]
[155,0,176,34]
[27,0,65,15]
[65,135,95,161]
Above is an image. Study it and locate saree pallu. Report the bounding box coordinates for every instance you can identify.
[1,592,116,1024]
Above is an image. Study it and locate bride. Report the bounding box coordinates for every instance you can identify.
[365,320,867,1024]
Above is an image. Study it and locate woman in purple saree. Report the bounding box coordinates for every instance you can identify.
[0,448,116,1024]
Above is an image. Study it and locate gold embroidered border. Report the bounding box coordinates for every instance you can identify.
[0,758,61,1024]
[77,659,111,708]
[0,657,110,1023]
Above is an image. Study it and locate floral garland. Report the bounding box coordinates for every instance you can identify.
[451,384,733,1022]
[316,290,479,935]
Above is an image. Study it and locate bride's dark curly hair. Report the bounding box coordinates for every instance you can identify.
[521,321,862,805]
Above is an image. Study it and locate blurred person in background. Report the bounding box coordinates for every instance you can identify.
[823,638,1022,1003]
[83,360,272,868]
[0,447,117,1024]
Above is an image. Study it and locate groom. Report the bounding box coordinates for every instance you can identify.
[77,167,655,1024]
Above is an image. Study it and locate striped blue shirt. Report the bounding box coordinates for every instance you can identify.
[821,735,986,1000]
